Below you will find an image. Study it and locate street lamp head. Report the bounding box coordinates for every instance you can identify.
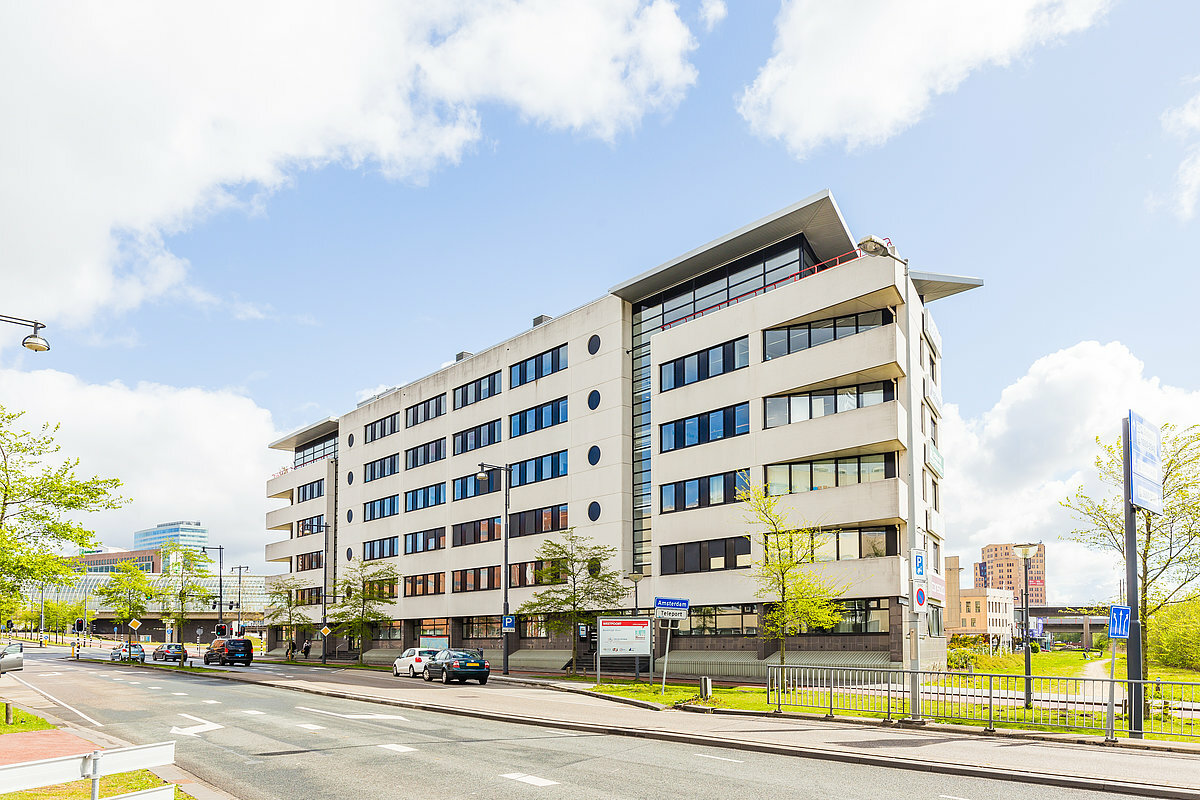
[22,330,50,352]
[625,572,645,584]
[476,464,489,482]
[1012,543,1039,560]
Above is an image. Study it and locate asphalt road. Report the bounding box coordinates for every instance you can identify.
[9,649,1158,800]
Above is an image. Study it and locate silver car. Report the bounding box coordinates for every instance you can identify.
[1,642,23,673]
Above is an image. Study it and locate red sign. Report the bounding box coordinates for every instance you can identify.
[1029,579,1045,587]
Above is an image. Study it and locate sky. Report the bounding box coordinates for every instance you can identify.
[2,1,1198,604]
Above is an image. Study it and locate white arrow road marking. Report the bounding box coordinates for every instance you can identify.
[694,753,743,763]
[169,713,224,737]
[378,744,416,753]
[295,705,408,721]
[503,774,558,787]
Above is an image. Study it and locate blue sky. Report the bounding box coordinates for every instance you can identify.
[2,1,1198,602]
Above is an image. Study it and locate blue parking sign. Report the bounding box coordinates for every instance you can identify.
[502,615,516,633]
[1108,605,1131,639]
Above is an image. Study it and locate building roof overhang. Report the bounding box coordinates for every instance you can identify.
[608,189,856,302]
[268,417,339,451]
[910,270,984,302]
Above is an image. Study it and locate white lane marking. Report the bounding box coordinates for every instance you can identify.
[378,744,416,753]
[202,700,221,704]
[503,774,559,787]
[38,672,62,677]
[128,681,141,685]
[295,705,408,721]
[8,675,104,727]
[148,686,162,690]
[170,713,224,737]
[241,710,265,715]
[940,796,973,800]
[172,692,188,696]
[694,753,744,763]
[296,724,325,730]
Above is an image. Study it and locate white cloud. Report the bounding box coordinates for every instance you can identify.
[0,367,288,575]
[942,341,1200,605]
[0,1,697,328]
[1161,88,1200,219]
[738,0,1109,158]
[699,0,727,32]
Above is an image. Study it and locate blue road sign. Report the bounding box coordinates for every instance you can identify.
[1109,605,1131,639]
[502,615,516,633]
[1129,411,1163,515]
[654,596,689,620]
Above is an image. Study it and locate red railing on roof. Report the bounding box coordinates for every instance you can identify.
[660,248,863,331]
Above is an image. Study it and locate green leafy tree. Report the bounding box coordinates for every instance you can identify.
[94,559,158,649]
[43,598,83,642]
[265,575,313,654]
[0,591,26,633]
[155,542,213,665]
[516,528,627,676]
[1062,423,1200,681]
[739,482,843,665]
[328,560,401,663]
[1147,599,1200,671]
[0,405,128,594]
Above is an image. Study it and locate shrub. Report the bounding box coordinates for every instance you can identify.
[1147,599,1200,671]
[947,648,980,671]
[1030,641,1040,653]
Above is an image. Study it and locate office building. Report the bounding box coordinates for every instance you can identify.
[973,542,1046,606]
[265,190,981,669]
[74,547,161,573]
[133,520,209,552]
[947,587,1014,652]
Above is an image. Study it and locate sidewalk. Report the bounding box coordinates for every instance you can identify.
[0,729,97,765]
[116,656,1200,799]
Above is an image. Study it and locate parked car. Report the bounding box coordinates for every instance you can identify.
[152,643,188,662]
[203,637,253,666]
[0,642,23,673]
[422,649,489,685]
[110,643,146,663]
[392,648,439,678]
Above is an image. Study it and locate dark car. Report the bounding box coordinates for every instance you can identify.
[203,637,253,666]
[152,643,189,662]
[422,648,489,685]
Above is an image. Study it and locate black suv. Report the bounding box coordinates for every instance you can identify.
[203,638,253,666]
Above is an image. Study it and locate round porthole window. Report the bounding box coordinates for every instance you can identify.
[346,509,353,523]
[347,471,354,485]
[347,433,354,447]
[588,501,601,522]
[588,390,600,410]
[346,548,354,561]
[588,335,601,355]
[588,446,601,465]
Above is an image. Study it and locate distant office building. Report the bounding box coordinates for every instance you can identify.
[949,587,1014,651]
[74,547,161,573]
[133,520,209,551]
[973,542,1046,606]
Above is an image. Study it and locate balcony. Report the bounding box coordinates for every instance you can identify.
[773,477,906,530]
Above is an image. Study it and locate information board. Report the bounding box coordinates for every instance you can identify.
[597,618,651,656]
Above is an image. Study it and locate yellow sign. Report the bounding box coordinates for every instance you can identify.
[128,619,142,631]
[320,626,331,637]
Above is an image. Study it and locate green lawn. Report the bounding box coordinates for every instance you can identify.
[973,650,1093,678]
[0,769,177,799]
[0,708,54,735]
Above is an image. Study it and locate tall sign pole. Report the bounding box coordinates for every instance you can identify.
[1123,411,1162,739]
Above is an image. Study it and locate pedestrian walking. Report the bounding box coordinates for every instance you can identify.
[302,639,311,659]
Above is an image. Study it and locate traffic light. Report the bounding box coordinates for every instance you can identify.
[73,618,84,633]
[211,601,217,610]
[237,625,246,637]
[215,623,229,637]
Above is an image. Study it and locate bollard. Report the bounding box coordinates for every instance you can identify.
[700,676,712,699]
[6,702,13,725]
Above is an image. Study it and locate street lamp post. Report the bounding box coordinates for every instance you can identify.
[1013,542,1039,710]
[477,462,512,676]
[201,545,224,635]
[0,314,51,352]
[231,566,249,635]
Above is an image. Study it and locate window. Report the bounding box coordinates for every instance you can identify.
[365,580,398,600]
[763,382,893,429]
[510,560,565,588]
[363,454,399,483]
[296,514,325,537]
[462,616,500,639]
[659,337,750,392]
[510,503,568,538]
[453,419,502,455]
[404,483,446,512]
[763,309,894,361]
[452,565,502,593]
[296,479,324,503]
[404,527,445,554]
[676,605,759,637]
[403,572,446,597]
[659,470,749,514]
[404,438,446,470]
[510,397,567,437]
[453,468,500,501]
[510,343,568,388]
[295,587,322,605]
[405,395,446,428]
[365,412,400,443]
[295,551,323,571]
[660,537,751,574]
[452,517,502,546]
[766,453,897,495]
[519,614,548,638]
[362,536,399,561]
[818,599,890,634]
[364,494,401,521]
[660,403,750,453]
[453,371,502,410]
[510,450,568,487]
[800,527,899,562]
[294,433,338,468]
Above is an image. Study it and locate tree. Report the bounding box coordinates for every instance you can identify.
[0,591,27,633]
[0,405,128,594]
[264,575,312,654]
[739,482,843,665]
[155,541,213,666]
[1062,423,1200,681]
[94,559,158,648]
[516,528,627,676]
[327,560,400,663]
[1147,599,1200,671]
